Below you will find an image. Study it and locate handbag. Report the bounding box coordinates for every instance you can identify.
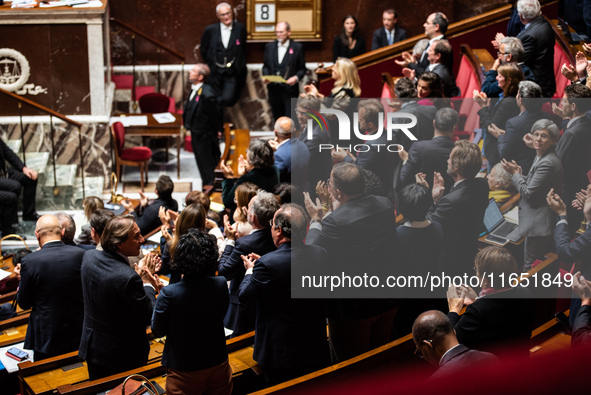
[106,374,160,395]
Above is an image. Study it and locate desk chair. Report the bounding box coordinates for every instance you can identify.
[138,93,174,161]
[111,122,152,192]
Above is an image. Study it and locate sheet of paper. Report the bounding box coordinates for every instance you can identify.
[262,75,287,83]
[147,231,162,244]
[504,206,519,224]
[152,112,176,124]
[115,116,148,127]
[73,0,102,7]
[210,201,225,212]
[0,342,34,373]
[0,269,11,282]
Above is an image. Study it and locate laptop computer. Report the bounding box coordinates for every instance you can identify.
[483,198,519,245]
[558,18,589,43]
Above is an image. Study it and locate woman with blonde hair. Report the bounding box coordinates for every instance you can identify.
[302,58,361,143]
[75,196,104,245]
[160,203,207,283]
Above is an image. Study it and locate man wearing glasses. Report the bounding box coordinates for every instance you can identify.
[481,36,535,98]
[412,310,498,379]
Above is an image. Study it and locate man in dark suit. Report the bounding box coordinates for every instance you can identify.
[498,80,544,176]
[395,12,451,77]
[0,137,39,235]
[304,162,398,363]
[270,117,309,189]
[571,272,591,346]
[412,310,498,379]
[17,215,85,360]
[121,175,179,236]
[553,84,591,234]
[218,190,279,336]
[547,185,591,326]
[263,21,306,121]
[183,63,221,186]
[296,97,332,191]
[515,0,555,97]
[371,9,407,50]
[200,2,247,107]
[420,140,489,277]
[399,107,457,192]
[331,99,396,194]
[239,204,330,385]
[79,215,162,380]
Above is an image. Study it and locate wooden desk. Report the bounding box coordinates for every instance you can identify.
[118,113,182,179]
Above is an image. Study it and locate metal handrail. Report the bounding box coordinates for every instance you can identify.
[0,87,86,199]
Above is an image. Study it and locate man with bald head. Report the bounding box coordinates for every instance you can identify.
[263,21,306,120]
[412,310,498,379]
[270,116,309,189]
[17,215,86,360]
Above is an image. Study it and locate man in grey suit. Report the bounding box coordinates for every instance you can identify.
[79,215,162,380]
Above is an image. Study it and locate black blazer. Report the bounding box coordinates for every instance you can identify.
[498,109,544,175]
[200,22,247,75]
[333,35,366,61]
[431,344,498,379]
[0,137,24,176]
[152,274,229,371]
[447,286,534,356]
[399,101,438,143]
[555,115,591,202]
[399,136,455,191]
[517,16,555,97]
[79,249,156,372]
[221,167,279,211]
[428,177,489,276]
[263,39,306,97]
[572,305,591,346]
[298,125,332,191]
[132,197,179,236]
[18,241,85,356]
[345,131,396,193]
[371,27,407,50]
[478,97,519,168]
[554,222,591,277]
[218,228,277,335]
[306,194,397,319]
[238,243,330,372]
[183,83,220,137]
[432,63,460,98]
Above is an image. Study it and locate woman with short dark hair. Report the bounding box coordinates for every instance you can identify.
[152,228,232,395]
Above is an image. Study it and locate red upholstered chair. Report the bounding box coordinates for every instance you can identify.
[111,122,152,192]
[138,92,170,113]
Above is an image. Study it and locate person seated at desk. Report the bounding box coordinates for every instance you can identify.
[152,228,232,395]
[121,175,179,236]
[487,163,516,205]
